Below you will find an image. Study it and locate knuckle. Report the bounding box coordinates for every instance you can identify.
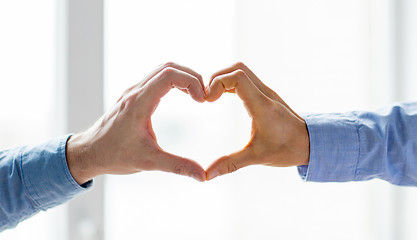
[234,61,247,69]
[160,67,177,78]
[211,75,221,83]
[119,92,137,110]
[118,86,135,101]
[124,90,139,104]
[226,160,238,173]
[162,61,176,68]
[119,96,128,110]
[210,76,223,88]
[127,91,139,103]
[233,69,246,78]
[173,164,187,175]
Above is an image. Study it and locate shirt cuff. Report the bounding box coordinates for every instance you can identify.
[297,113,360,182]
[20,135,92,210]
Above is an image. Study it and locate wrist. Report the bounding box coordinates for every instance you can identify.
[66,133,97,185]
[294,118,310,166]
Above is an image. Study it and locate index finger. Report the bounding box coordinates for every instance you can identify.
[144,62,204,90]
[140,67,206,114]
[209,62,279,101]
[205,69,270,116]
[209,62,301,119]
[118,62,204,102]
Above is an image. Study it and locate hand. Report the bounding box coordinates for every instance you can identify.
[66,62,207,184]
[205,62,310,180]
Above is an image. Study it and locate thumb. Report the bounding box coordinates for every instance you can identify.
[206,149,253,180]
[151,150,207,182]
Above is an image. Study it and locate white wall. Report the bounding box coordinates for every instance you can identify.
[0,1,57,239]
[1,0,416,239]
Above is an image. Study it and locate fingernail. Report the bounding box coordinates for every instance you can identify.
[207,171,220,181]
[191,173,203,182]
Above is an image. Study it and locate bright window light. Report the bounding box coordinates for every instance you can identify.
[104,1,373,240]
[0,0,57,239]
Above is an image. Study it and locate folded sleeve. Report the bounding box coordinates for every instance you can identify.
[298,102,417,186]
[0,135,92,231]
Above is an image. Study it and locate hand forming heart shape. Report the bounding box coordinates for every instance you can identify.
[67,62,310,185]
[204,63,309,180]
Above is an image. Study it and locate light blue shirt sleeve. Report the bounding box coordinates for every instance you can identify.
[298,102,417,186]
[0,135,92,231]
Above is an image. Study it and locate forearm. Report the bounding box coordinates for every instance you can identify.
[299,102,417,186]
[0,135,91,231]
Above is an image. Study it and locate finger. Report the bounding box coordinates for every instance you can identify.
[152,151,206,182]
[118,62,204,102]
[141,67,205,113]
[210,62,301,118]
[209,62,279,101]
[205,69,269,115]
[140,62,204,92]
[205,85,235,94]
[206,149,253,180]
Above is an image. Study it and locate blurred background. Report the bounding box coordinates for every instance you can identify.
[1,0,417,239]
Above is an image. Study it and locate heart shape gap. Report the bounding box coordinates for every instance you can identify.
[152,90,252,169]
